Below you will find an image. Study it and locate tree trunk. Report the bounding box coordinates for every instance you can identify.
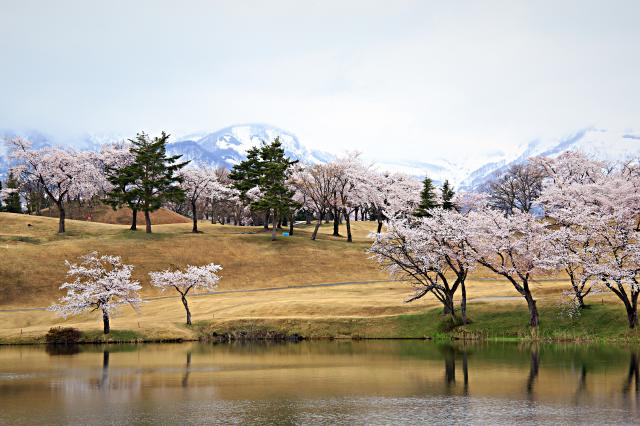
[144,210,152,233]
[271,210,277,241]
[344,208,353,242]
[312,212,323,240]
[442,294,455,320]
[376,208,383,233]
[102,309,110,334]
[626,299,638,329]
[305,211,311,225]
[461,280,467,325]
[130,208,138,231]
[332,208,340,236]
[289,214,294,235]
[576,293,586,309]
[57,202,65,233]
[264,211,270,229]
[191,200,198,233]
[524,291,539,330]
[181,294,192,326]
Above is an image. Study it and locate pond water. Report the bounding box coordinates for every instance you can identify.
[1,340,639,425]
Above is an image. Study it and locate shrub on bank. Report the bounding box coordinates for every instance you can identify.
[45,327,82,344]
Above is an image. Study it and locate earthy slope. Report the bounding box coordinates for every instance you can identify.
[2,212,634,343]
[0,213,388,306]
[40,202,190,225]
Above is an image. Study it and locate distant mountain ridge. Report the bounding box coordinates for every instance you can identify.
[1,125,639,190]
[457,127,640,189]
[167,123,334,168]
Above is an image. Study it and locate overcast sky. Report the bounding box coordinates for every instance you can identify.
[1,0,638,161]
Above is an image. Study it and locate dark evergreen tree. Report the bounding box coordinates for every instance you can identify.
[251,138,300,240]
[228,146,268,228]
[4,172,22,213]
[414,175,439,217]
[104,162,142,230]
[441,179,457,211]
[127,132,189,233]
[230,137,299,240]
[228,146,262,198]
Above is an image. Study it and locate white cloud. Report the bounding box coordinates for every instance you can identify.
[0,0,638,163]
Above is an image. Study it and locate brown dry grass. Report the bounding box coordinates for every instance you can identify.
[2,212,597,342]
[0,213,389,306]
[41,203,190,225]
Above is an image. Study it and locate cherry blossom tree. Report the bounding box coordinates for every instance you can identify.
[291,163,341,240]
[178,165,224,233]
[49,252,142,334]
[534,152,610,308]
[365,170,422,233]
[149,263,222,325]
[466,209,549,330]
[7,138,101,233]
[369,208,475,323]
[334,155,370,242]
[587,207,640,328]
[532,151,640,327]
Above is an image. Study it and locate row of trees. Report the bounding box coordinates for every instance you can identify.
[370,151,640,331]
[49,251,222,333]
[3,134,191,233]
[3,135,430,241]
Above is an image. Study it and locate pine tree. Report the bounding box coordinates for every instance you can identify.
[229,146,267,227]
[414,175,438,217]
[128,132,189,233]
[252,138,300,240]
[104,163,142,230]
[4,172,22,213]
[229,146,262,199]
[230,137,299,240]
[441,179,457,211]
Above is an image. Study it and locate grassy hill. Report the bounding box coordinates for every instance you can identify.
[0,212,388,305]
[40,202,190,225]
[0,212,637,343]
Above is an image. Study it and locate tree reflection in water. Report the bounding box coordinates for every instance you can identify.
[98,350,110,390]
[182,351,191,388]
[526,345,540,398]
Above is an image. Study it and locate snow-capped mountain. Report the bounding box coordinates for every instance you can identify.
[456,127,640,189]
[168,123,334,168]
[1,125,638,190]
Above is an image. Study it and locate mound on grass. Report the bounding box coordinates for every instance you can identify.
[0,212,389,306]
[40,202,190,225]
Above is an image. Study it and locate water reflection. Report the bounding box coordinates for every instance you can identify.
[45,344,81,356]
[98,350,109,389]
[1,341,639,425]
[182,351,191,388]
[623,352,639,394]
[526,345,539,398]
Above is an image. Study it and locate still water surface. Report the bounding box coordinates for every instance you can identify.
[1,340,639,425]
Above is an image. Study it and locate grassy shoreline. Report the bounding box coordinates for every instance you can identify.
[3,303,639,345]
